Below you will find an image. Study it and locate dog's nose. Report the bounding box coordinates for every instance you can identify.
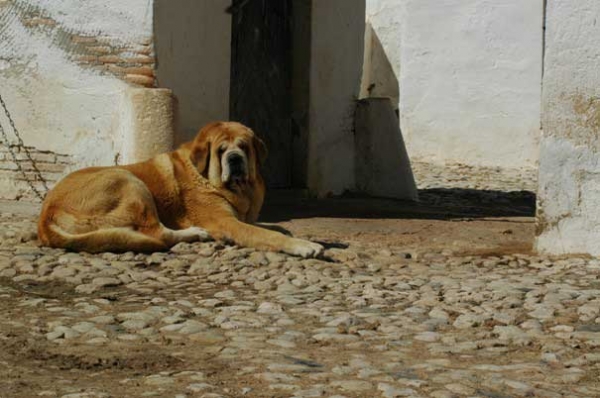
[228,153,245,176]
[228,153,243,165]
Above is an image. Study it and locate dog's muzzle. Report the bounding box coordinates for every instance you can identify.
[223,151,248,186]
[228,153,245,176]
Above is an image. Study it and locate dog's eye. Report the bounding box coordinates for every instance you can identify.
[239,143,248,153]
[218,147,226,156]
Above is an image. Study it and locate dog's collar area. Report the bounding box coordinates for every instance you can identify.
[224,177,248,191]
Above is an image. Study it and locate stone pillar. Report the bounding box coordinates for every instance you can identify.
[307,0,366,196]
[120,88,175,164]
[536,1,600,255]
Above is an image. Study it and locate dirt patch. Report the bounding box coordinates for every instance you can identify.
[0,335,184,372]
[261,189,536,256]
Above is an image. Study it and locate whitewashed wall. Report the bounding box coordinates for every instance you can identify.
[0,0,163,200]
[536,0,600,256]
[365,0,401,80]
[154,0,231,145]
[308,0,366,196]
[366,0,544,170]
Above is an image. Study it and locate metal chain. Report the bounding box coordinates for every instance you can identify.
[0,92,49,201]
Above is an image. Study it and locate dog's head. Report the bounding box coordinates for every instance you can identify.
[188,122,267,190]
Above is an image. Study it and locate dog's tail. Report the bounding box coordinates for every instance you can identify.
[39,220,166,253]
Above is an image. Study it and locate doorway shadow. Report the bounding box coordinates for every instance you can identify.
[260,188,536,223]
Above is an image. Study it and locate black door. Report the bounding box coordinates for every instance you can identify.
[230,0,293,188]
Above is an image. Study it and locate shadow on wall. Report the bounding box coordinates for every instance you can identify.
[360,23,399,113]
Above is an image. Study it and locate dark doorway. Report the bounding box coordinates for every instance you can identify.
[230,0,297,188]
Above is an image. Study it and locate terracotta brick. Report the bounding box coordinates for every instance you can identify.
[21,162,66,173]
[98,55,121,64]
[14,155,34,162]
[124,74,155,87]
[33,153,58,163]
[77,55,99,64]
[138,37,153,46]
[23,17,56,27]
[134,46,153,56]
[56,155,71,165]
[15,170,62,181]
[0,162,18,171]
[123,55,154,65]
[87,46,113,55]
[105,64,126,75]
[122,66,154,77]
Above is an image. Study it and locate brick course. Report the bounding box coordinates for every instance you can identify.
[19,7,157,88]
[69,34,157,88]
[0,144,71,201]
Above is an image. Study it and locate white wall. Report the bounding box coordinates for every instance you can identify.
[536,0,600,256]
[308,0,366,196]
[360,23,399,111]
[0,0,178,199]
[154,0,231,145]
[365,0,402,81]
[0,0,154,161]
[0,0,161,199]
[19,0,153,45]
[366,0,544,170]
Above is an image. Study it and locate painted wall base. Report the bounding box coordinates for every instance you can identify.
[535,0,600,256]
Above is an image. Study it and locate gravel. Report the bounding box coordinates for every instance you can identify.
[1,169,599,397]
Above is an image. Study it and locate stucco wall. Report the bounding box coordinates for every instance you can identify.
[308,0,365,196]
[154,0,231,145]
[366,0,544,170]
[536,0,600,256]
[365,0,401,81]
[0,0,161,200]
[360,23,399,112]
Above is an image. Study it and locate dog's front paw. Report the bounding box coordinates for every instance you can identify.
[189,227,212,242]
[287,239,324,258]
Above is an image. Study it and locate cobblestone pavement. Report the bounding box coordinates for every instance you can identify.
[411,161,537,192]
[0,165,599,398]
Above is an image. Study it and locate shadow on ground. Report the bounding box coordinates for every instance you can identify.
[261,188,536,223]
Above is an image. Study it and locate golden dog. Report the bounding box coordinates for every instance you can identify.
[38,122,324,258]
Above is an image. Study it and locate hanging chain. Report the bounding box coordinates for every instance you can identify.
[0,92,49,201]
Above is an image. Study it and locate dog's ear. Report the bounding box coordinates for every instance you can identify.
[253,135,268,166]
[190,131,211,176]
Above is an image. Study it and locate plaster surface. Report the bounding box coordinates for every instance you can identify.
[154,0,231,145]
[120,88,174,164]
[0,0,179,199]
[308,0,365,196]
[20,0,153,45]
[536,0,600,256]
[355,98,417,201]
[366,0,543,169]
[0,0,163,200]
[360,23,399,112]
[365,0,402,80]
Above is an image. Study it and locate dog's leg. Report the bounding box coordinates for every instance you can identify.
[47,224,169,253]
[158,226,211,246]
[46,224,210,253]
[253,223,292,235]
[202,216,323,258]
